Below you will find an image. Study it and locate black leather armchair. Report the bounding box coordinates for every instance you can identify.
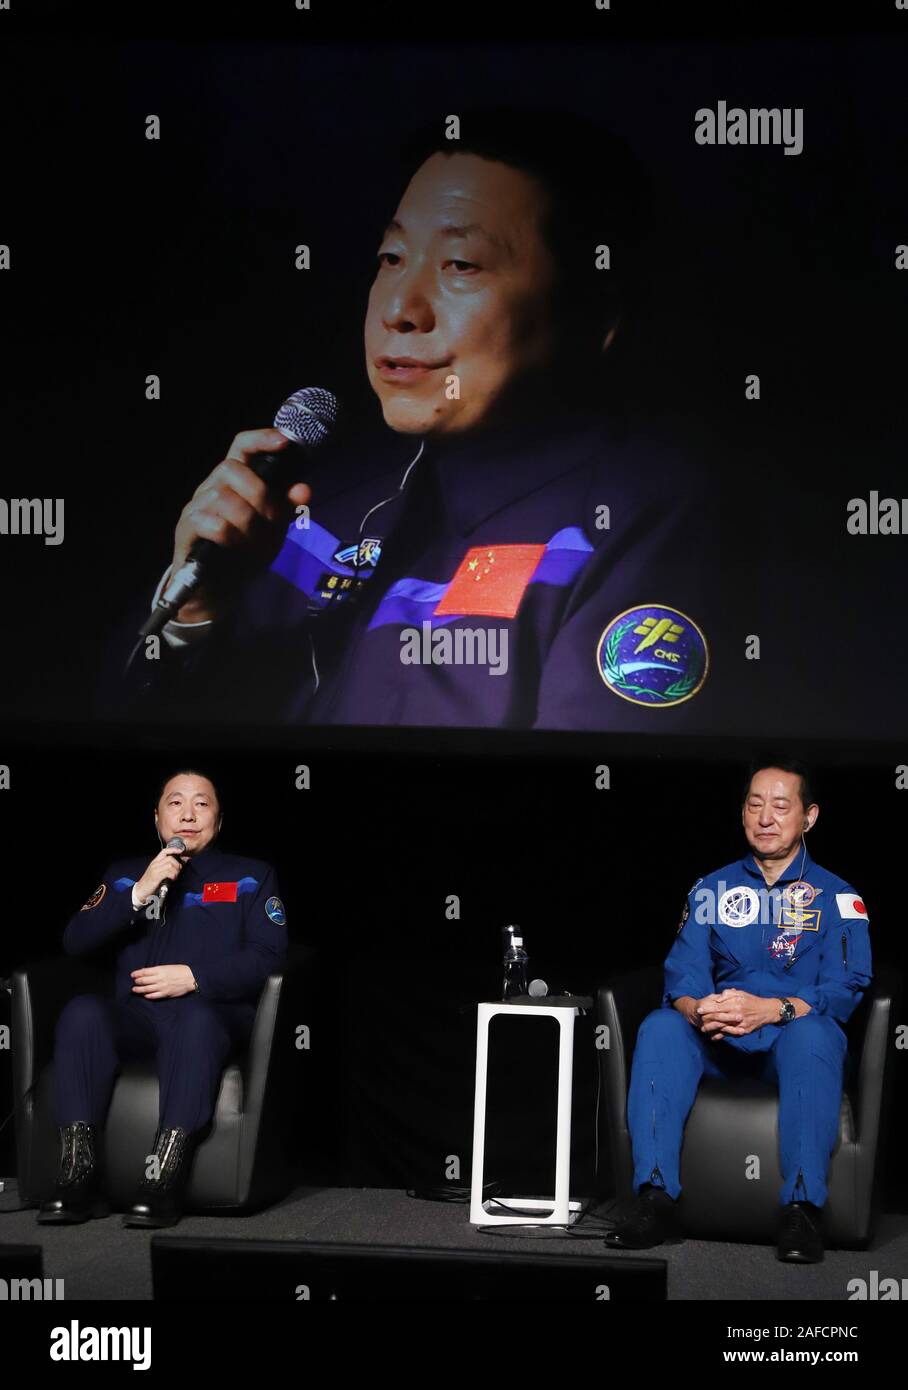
[12,946,313,1213]
[596,966,897,1246]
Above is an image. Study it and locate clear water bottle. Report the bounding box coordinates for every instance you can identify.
[501,924,529,1000]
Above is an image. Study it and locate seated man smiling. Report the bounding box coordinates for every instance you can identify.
[605,758,872,1263]
[38,769,287,1229]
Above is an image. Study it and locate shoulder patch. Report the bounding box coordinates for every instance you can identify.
[80,884,107,912]
[835,892,869,923]
[596,604,708,707]
[676,878,703,934]
[265,895,286,926]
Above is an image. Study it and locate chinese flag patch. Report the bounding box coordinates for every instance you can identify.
[203,881,238,903]
[433,545,545,619]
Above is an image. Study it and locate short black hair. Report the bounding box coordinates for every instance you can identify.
[742,758,815,811]
[155,768,222,810]
[393,106,652,389]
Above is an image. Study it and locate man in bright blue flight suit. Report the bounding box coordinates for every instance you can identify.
[37,770,287,1230]
[605,759,872,1263]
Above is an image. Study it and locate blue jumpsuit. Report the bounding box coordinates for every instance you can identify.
[626,847,872,1207]
[113,401,730,732]
[54,846,287,1133]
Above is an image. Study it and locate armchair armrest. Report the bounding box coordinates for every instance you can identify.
[597,965,664,1092]
[850,968,899,1149]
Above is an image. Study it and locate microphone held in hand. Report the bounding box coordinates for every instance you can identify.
[158,837,187,903]
[140,385,339,639]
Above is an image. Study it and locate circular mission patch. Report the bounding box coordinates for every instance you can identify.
[265,895,286,926]
[596,604,708,707]
[80,883,107,912]
[718,887,760,928]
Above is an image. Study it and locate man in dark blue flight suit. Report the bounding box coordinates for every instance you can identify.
[113,108,725,732]
[37,770,287,1229]
[604,759,872,1263]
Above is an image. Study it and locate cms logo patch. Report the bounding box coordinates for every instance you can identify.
[596,604,708,707]
[265,896,286,926]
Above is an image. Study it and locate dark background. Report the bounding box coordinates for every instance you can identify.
[0,734,905,1209]
[0,8,906,1211]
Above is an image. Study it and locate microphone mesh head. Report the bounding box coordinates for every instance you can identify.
[167,837,186,851]
[273,387,339,448]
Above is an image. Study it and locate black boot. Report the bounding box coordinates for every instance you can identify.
[37,1121,109,1224]
[777,1201,825,1263]
[604,1183,678,1250]
[122,1126,196,1229]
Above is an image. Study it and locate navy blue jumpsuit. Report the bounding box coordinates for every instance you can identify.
[117,402,730,731]
[54,847,287,1133]
[626,847,872,1207]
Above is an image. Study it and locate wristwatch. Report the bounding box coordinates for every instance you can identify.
[778,998,796,1024]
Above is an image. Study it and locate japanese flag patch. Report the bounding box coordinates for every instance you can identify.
[836,893,869,922]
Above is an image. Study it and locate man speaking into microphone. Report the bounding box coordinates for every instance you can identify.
[116,105,724,731]
[37,769,287,1229]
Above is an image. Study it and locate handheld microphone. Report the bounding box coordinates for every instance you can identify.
[158,836,187,903]
[140,385,339,639]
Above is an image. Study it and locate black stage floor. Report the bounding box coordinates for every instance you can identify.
[1,1181,906,1300]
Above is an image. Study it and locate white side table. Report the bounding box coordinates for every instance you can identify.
[469,999,583,1227]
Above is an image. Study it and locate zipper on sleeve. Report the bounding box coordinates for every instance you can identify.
[841,930,848,969]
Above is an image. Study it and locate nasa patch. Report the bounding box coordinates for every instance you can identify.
[80,884,107,912]
[265,895,286,926]
[596,604,708,707]
[768,932,799,963]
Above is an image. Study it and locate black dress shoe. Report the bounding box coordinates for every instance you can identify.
[604,1184,677,1250]
[777,1201,824,1263]
[122,1126,196,1229]
[37,1122,110,1225]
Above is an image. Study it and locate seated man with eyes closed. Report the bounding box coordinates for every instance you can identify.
[605,758,872,1263]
